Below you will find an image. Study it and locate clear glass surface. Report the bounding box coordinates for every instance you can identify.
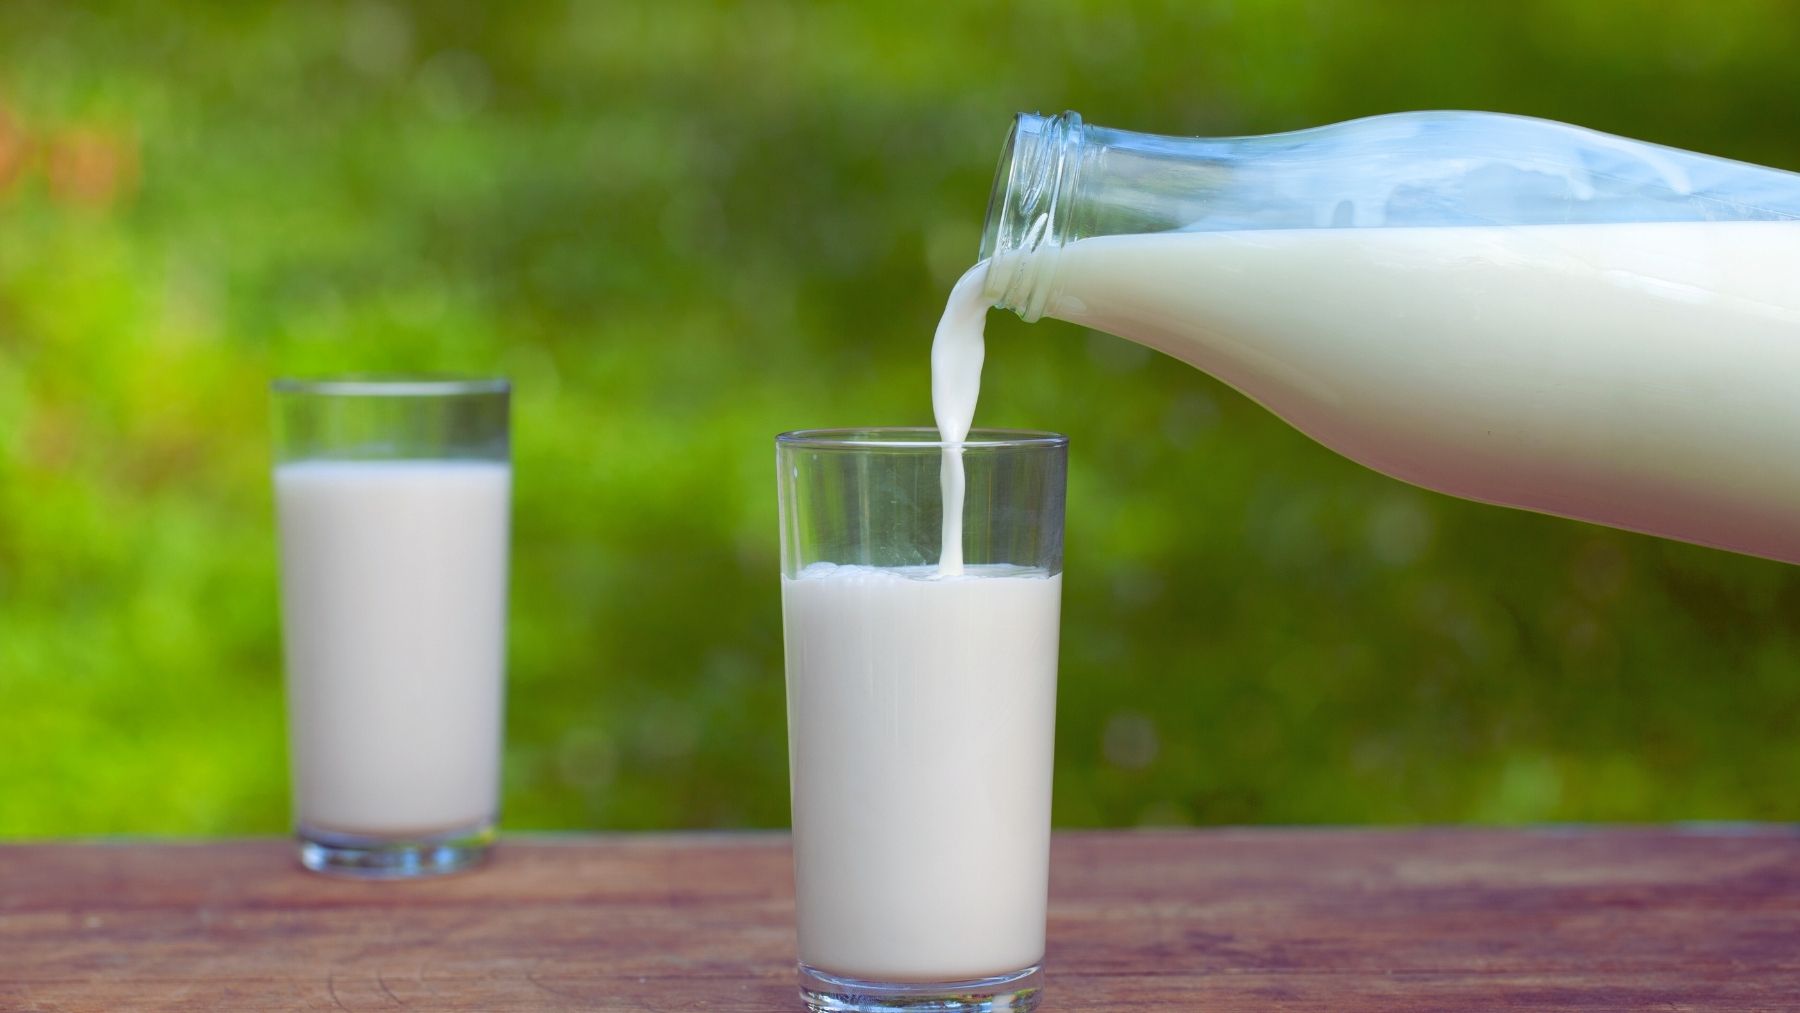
[272,375,511,878]
[980,109,1800,319]
[777,428,1068,1012]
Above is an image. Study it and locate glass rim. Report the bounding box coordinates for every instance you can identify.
[776,426,1068,450]
[271,374,510,397]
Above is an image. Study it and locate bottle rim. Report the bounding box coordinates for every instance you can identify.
[978,111,1083,322]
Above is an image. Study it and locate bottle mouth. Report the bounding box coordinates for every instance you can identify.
[977,116,1027,267]
[978,111,1082,322]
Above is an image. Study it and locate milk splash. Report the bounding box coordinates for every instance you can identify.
[929,261,992,576]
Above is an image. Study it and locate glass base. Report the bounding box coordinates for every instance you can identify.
[799,963,1042,1012]
[297,820,495,879]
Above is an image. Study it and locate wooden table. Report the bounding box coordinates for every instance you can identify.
[2,828,1796,1010]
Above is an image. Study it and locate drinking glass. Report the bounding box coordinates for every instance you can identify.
[272,376,510,877]
[776,427,1068,1012]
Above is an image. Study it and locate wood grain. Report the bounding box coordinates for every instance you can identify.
[1,828,1796,1010]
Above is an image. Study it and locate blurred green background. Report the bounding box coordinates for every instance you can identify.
[3,1,1799,836]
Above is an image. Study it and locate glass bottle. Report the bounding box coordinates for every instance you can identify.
[979,110,1800,563]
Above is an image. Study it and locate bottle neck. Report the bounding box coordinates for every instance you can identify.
[979,112,1085,323]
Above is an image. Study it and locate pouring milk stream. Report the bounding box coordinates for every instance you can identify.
[929,264,992,575]
[932,110,1800,568]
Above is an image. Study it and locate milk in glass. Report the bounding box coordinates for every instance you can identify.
[276,459,510,837]
[783,563,1061,982]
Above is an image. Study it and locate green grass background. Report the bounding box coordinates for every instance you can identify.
[3,1,1799,835]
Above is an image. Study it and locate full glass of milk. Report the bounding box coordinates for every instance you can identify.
[272,376,510,878]
[776,427,1068,1013]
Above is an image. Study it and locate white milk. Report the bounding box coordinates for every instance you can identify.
[276,459,510,837]
[930,262,993,575]
[1028,220,1800,562]
[783,563,1062,982]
